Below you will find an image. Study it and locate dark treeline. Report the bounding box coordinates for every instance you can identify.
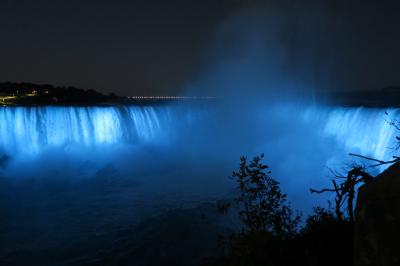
[319,86,400,108]
[0,82,210,106]
[0,82,118,105]
[202,155,355,266]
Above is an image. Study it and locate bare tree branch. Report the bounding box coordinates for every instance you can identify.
[348,153,400,167]
[310,188,342,194]
[310,165,373,222]
[348,153,386,163]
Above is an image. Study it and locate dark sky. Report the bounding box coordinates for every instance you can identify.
[1,0,400,96]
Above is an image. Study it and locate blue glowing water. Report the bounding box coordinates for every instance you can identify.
[0,104,398,217]
[0,105,174,154]
[319,107,398,162]
[0,105,397,164]
[300,106,399,163]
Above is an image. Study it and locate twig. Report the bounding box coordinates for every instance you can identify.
[348,153,386,163]
[349,153,400,167]
[310,188,343,194]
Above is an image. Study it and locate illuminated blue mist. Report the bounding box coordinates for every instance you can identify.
[0,105,397,164]
[0,104,399,215]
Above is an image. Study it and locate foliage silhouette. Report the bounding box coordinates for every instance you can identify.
[300,207,354,266]
[210,155,301,265]
[218,154,300,237]
[206,155,355,266]
[310,166,372,222]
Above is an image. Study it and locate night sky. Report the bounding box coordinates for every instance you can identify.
[1,0,400,96]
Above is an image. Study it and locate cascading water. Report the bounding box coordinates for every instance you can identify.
[0,105,397,163]
[0,105,174,154]
[303,106,399,163]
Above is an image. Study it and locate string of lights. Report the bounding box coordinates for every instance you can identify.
[127,96,217,100]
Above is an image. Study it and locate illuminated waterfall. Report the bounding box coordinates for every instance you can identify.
[304,106,399,162]
[0,106,173,154]
[0,105,398,162]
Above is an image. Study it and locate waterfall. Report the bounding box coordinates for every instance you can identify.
[303,106,399,162]
[0,105,173,154]
[0,105,398,163]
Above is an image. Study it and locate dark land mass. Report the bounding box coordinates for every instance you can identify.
[318,86,400,108]
[0,82,215,106]
[0,82,120,106]
[3,81,400,108]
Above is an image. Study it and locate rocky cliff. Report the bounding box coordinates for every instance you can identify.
[355,162,400,265]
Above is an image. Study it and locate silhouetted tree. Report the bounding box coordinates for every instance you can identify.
[212,154,300,266]
[206,154,365,266]
[310,166,372,222]
[220,154,300,237]
[300,207,354,266]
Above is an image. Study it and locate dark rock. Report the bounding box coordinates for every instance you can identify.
[354,162,400,266]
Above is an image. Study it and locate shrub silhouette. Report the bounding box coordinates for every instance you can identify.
[210,154,300,265]
[300,207,353,266]
[225,154,300,237]
[206,155,354,266]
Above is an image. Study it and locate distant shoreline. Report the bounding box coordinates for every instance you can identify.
[3,81,400,108]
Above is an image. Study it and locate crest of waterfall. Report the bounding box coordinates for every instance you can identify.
[303,106,399,162]
[0,105,398,164]
[0,105,174,154]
